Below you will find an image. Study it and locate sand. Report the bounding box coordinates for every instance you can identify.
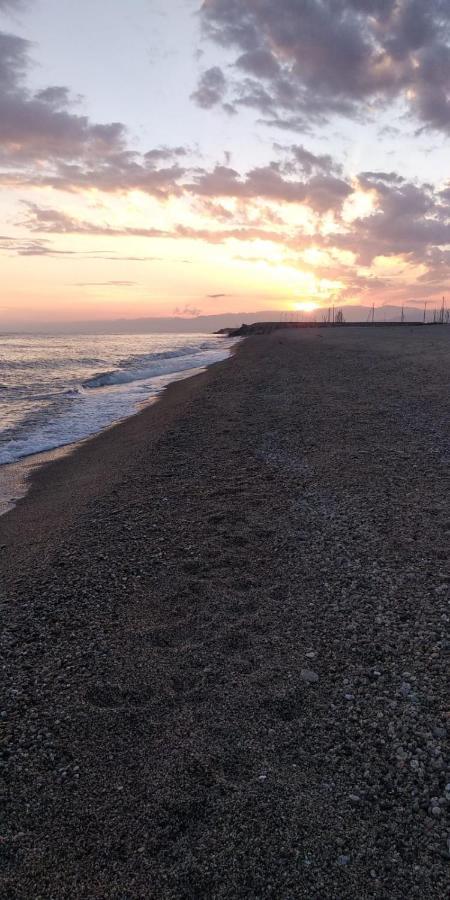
[1,326,448,898]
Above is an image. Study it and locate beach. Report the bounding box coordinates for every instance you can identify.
[1,326,448,898]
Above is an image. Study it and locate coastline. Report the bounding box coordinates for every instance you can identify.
[0,345,237,518]
[1,326,448,898]
[0,444,74,517]
[0,355,222,573]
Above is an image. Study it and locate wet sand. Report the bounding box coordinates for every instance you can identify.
[1,327,448,898]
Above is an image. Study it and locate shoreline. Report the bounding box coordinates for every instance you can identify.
[0,348,236,519]
[0,352,225,572]
[0,444,74,517]
[1,326,448,898]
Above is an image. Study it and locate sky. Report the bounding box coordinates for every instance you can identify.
[1,0,450,328]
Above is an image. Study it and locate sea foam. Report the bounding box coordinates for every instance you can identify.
[0,335,235,465]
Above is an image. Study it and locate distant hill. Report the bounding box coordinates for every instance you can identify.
[6,305,429,334]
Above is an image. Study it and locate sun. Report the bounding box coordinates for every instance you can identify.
[294,301,318,313]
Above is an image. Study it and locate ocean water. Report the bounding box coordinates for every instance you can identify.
[0,332,235,467]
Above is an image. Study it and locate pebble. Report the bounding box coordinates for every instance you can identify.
[301,669,319,683]
[1,329,448,898]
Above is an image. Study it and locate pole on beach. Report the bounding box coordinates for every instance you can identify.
[423,301,427,323]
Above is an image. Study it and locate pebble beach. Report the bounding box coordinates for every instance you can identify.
[1,326,449,898]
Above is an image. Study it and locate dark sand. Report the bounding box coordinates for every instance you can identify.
[1,327,448,898]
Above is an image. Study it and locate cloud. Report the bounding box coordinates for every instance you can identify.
[0,29,190,196]
[175,223,291,244]
[187,158,352,212]
[173,304,202,317]
[198,1,450,133]
[74,281,137,287]
[144,146,187,163]
[207,292,231,298]
[0,30,352,215]
[278,143,340,176]
[0,0,28,10]
[0,233,88,256]
[22,162,450,275]
[0,233,160,261]
[21,202,171,237]
[0,32,126,163]
[329,171,450,266]
[191,66,227,108]
[20,201,292,246]
[20,135,354,217]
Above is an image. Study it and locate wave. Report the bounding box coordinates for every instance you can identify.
[83,345,218,389]
[0,337,236,467]
[117,342,216,368]
[63,386,86,397]
[1,355,107,372]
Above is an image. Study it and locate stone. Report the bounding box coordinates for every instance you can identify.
[301,669,319,684]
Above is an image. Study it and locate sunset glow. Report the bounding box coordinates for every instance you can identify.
[0,1,449,329]
[294,301,319,314]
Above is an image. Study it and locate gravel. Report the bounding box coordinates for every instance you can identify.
[0,325,448,899]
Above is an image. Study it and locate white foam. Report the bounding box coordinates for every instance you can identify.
[0,343,234,466]
[83,346,220,388]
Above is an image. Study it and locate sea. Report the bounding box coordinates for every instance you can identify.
[0,332,236,513]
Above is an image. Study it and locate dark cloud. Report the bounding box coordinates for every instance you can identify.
[0,29,190,196]
[236,48,281,79]
[0,31,28,90]
[0,0,28,10]
[34,86,73,109]
[144,146,187,163]
[207,292,231,298]
[359,171,405,184]
[191,66,227,108]
[16,131,352,211]
[187,158,351,212]
[0,26,352,214]
[278,144,340,176]
[0,30,126,164]
[331,173,450,265]
[12,154,187,196]
[198,1,450,133]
